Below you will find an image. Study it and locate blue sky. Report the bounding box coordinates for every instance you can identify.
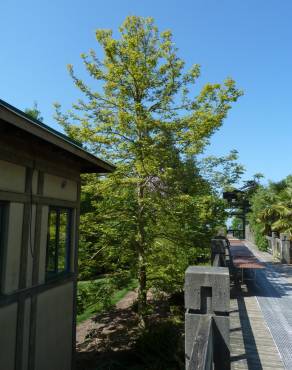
[1,0,291,183]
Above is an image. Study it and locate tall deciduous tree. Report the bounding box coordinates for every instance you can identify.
[55,16,242,318]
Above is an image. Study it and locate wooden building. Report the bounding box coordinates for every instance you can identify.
[0,99,114,370]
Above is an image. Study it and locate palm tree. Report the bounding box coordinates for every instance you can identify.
[258,185,292,237]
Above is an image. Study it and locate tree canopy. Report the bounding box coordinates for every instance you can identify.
[249,175,292,249]
[55,16,242,319]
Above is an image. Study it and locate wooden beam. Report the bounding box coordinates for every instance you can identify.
[71,182,81,370]
[0,274,75,308]
[16,168,34,370]
[0,190,78,209]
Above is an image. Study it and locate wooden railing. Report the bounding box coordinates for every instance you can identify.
[185,239,230,370]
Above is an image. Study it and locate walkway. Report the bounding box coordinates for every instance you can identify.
[230,281,284,369]
[245,239,292,369]
[229,238,286,370]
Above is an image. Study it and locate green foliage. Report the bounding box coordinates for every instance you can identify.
[248,175,292,249]
[231,217,242,230]
[77,278,114,315]
[200,150,245,191]
[77,273,137,322]
[132,320,184,370]
[92,319,184,370]
[24,102,43,121]
[55,16,242,316]
[248,186,269,250]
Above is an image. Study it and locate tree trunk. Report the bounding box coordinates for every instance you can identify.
[137,248,147,326]
[137,180,147,326]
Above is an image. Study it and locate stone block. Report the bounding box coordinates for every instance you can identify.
[185,266,229,313]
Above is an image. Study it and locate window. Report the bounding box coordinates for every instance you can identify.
[46,207,72,279]
[0,203,7,293]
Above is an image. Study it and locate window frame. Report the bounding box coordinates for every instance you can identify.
[45,206,72,280]
[0,202,8,294]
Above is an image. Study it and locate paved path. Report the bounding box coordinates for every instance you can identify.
[76,290,137,345]
[229,237,292,369]
[243,240,292,369]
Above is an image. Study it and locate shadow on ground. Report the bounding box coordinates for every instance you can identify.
[230,282,263,370]
[76,297,185,370]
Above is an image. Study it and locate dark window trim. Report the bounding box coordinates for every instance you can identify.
[45,206,72,281]
[0,202,8,294]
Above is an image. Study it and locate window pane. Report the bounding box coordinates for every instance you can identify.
[46,207,71,279]
[0,204,5,292]
[0,206,3,243]
[58,211,69,271]
[47,210,57,273]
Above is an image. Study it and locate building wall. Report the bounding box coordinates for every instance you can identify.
[43,173,77,201]
[35,283,74,370]
[0,303,18,370]
[2,202,24,293]
[0,159,26,193]
[22,298,31,370]
[0,155,80,370]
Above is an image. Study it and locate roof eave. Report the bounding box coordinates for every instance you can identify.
[0,99,115,174]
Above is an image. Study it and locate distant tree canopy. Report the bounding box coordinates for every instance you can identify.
[249,175,292,249]
[25,102,43,122]
[55,16,242,319]
[231,217,242,230]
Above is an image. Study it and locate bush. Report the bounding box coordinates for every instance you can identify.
[77,272,135,316]
[131,321,184,370]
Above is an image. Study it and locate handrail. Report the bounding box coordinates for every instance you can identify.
[188,316,213,370]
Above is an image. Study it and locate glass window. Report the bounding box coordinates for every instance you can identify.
[46,207,71,279]
[0,204,5,243]
[0,203,7,293]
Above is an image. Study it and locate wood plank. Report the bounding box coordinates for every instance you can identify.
[230,283,284,370]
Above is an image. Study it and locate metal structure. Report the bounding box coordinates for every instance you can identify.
[223,190,251,239]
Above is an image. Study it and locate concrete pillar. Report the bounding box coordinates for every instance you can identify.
[280,233,290,264]
[185,266,230,370]
[211,239,227,267]
[271,232,277,258]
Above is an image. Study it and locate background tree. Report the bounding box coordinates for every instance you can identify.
[231,217,242,230]
[55,16,242,319]
[25,101,43,121]
[199,150,245,191]
[249,175,292,248]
